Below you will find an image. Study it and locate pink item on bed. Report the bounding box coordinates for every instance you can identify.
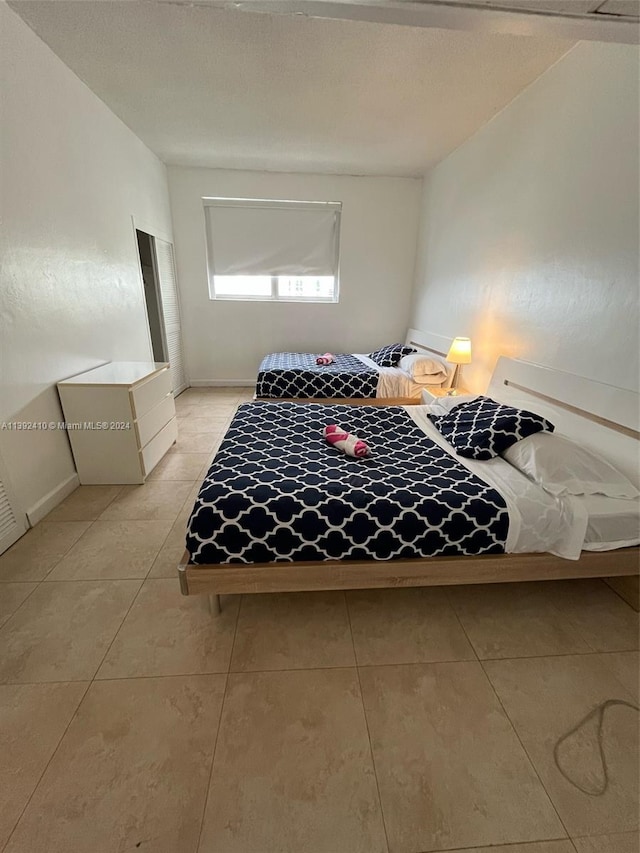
[316,353,335,365]
[323,424,370,458]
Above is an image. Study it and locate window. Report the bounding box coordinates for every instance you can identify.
[204,198,341,302]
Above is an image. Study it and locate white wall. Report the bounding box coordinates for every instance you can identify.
[168,167,422,383]
[411,42,639,394]
[0,3,173,519]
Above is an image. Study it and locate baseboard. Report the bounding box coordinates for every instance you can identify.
[26,473,79,526]
[189,380,254,387]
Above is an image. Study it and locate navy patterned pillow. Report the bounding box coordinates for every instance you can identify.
[368,343,416,367]
[428,396,554,460]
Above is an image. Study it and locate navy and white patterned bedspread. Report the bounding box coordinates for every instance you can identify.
[186,402,509,565]
[255,352,379,399]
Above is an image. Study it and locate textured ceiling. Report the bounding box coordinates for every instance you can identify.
[9,2,574,175]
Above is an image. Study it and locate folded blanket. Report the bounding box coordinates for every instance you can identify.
[316,353,334,365]
[323,423,370,458]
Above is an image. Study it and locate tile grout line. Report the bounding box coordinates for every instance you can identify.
[194,593,242,852]
[0,678,93,853]
[38,573,164,584]
[226,591,245,674]
[0,583,40,634]
[478,656,573,843]
[344,592,392,853]
[144,462,212,580]
[570,828,640,841]
[595,661,640,704]
[2,458,634,848]
[96,487,196,526]
[414,837,579,853]
[45,483,124,526]
[478,647,639,662]
[546,587,601,655]
[4,645,637,687]
[0,513,107,631]
[0,396,238,849]
[604,579,640,612]
[0,579,235,851]
[89,576,147,681]
[444,585,639,660]
[143,532,174,581]
[1,530,153,847]
[1,671,231,687]
[193,671,230,853]
[434,596,575,848]
[144,487,197,580]
[54,484,173,574]
[41,516,98,580]
[83,483,124,525]
[18,482,127,591]
[444,587,480,663]
[230,657,485,674]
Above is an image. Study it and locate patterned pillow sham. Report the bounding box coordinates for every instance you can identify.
[428,396,554,460]
[368,343,416,367]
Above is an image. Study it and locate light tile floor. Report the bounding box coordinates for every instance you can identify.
[0,387,638,853]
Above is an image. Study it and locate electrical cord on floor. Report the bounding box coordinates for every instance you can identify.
[553,698,639,796]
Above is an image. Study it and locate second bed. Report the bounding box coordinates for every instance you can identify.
[254,329,453,403]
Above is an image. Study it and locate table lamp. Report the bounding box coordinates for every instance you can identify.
[446,337,472,395]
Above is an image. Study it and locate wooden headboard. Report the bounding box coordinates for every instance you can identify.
[405,328,451,359]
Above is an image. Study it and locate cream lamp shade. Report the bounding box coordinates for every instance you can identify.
[446,337,472,365]
[445,337,471,395]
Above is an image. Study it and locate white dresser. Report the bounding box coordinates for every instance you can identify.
[58,362,178,484]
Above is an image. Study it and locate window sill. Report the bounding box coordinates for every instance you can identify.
[209,297,339,304]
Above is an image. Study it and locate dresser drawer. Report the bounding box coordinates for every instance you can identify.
[132,368,172,419]
[141,417,178,476]
[136,393,176,448]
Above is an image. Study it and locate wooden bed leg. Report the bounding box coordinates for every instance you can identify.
[178,562,189,596]
[208,594,222,617]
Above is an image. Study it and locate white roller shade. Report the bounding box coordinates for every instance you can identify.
[204,199,341,277]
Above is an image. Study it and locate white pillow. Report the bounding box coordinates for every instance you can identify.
[399,354,448,381]
[503,432,639,499]
[410,372,448,386]
[425,393,480,416]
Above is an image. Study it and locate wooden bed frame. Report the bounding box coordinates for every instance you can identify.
[179,356,639,611]
[252,328,451,405]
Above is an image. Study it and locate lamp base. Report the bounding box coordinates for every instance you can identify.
[447,364,461,396]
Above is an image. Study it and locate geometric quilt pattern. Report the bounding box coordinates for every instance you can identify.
[186,402,509,564]
[429,396,555,460]
[368,342,417,367]
[256,352,379,399]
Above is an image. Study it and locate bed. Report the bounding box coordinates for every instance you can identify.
[179,357,639,610]
[254,328,451,404]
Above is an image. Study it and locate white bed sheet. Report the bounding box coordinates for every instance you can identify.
[406,405,588,560]
[354,354,443,399]
[575,494,640,551]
